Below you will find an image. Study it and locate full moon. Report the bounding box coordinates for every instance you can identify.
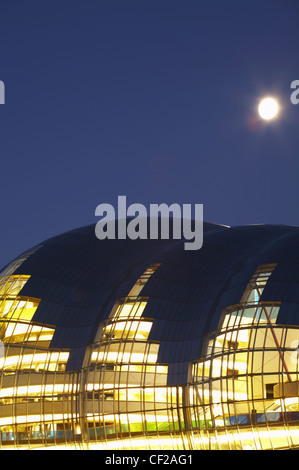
[258,97,279,120]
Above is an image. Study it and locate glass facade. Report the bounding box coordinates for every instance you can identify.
[0,250,71,448]
[190,264,299,450]
[1,244,299,449]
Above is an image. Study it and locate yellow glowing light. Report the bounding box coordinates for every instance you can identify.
[258,97,279,120]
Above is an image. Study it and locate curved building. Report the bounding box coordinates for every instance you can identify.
[1,221,299,450]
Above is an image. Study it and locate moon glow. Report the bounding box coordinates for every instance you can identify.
[258,97,279,120]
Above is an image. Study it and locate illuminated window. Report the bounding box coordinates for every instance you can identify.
[0,263,73,448]
[189,263,299,450]
[2,257,299,451]
[82,263,183,448]
[240,264,277,304]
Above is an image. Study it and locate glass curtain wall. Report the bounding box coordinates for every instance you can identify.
[2,259,299,450]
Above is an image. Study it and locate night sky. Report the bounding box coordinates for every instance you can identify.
[0,0,298,268]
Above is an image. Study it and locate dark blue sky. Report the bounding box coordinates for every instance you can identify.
[0,0,298,268]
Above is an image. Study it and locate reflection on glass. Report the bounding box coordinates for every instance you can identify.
[2,261,299,450]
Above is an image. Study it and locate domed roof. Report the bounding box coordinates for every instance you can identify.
[4,221,299,384]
